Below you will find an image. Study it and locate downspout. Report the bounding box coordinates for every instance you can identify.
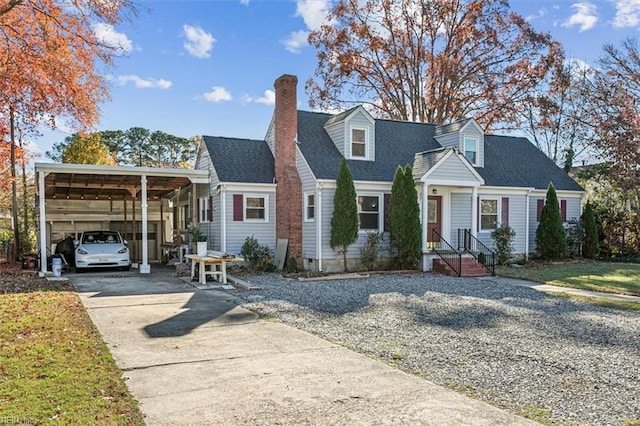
[317,182,323,272]
[471,186,478,238]
[525,189,531,261]
[221,185,227,253]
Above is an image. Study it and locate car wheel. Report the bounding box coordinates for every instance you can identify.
[120,265,131,271]
[75,267,85,274]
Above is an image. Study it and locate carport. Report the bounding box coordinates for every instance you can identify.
[34,163,209,275]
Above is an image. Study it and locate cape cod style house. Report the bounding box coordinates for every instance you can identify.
[193,74,584,273]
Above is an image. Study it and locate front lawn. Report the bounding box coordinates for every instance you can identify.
[0,267,145,424]
[496,260,640,297]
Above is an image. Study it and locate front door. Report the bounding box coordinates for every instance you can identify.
[427,196,442,248]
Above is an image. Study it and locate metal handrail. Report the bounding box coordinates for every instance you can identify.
[432,229,461,277]
[459,228,495,276]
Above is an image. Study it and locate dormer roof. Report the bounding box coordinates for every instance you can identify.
[434,118,483,136]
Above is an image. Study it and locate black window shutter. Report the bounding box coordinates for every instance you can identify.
[208,195,214,222]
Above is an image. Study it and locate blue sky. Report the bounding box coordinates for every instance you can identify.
[35,0,640,159]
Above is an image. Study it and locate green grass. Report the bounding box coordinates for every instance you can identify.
[553,293,640,311]
[0,287,145,425]
[496,260,640,297]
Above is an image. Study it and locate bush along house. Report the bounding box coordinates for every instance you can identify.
[192,74,584,274]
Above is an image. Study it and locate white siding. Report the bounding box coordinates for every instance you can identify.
[324,122,345,156]
[476,192,527,253]
[348,110,375,161]
[428,155,478,182]
[265,116,275,155]
[297,150,317,260]
[320,186,391,262]
[224,190,276,256]
[450,193,472,249]
[195,149,221,251]
[461,125,485,168]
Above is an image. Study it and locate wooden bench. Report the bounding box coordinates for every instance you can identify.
[184,254,244,284]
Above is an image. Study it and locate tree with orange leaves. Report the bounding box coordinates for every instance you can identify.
[307,0,563,130]
[0,0,137,257]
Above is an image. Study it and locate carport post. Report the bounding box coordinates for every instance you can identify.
[38,170,47,276]
[140,175,150,273]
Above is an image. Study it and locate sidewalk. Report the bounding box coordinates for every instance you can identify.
[486,276,640,303]
[71,271,535,425]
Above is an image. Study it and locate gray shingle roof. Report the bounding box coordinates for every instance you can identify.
[297,110,583,191]
[202,136,274,184]
[479,135,583,191]
[434,118,473,136]
[201,111,583,192]
[412,148,450,179]
[297,110,441,182]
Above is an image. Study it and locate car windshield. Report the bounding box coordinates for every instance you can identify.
[82,232,121,244]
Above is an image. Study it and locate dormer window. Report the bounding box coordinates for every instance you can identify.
[464,137,477,164]
[351,128,366,158]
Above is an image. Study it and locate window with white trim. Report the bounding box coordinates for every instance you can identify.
[464,137,477,164]
[351,127,366,158]
[199,197,210,223]
[358,194,380,231]
[480,198,499,231]
[305,192,315,221]
[245,195,268,222]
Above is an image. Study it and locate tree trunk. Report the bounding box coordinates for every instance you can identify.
[10,107,20,260]
[342,245,349,273]
[19,132,29,240]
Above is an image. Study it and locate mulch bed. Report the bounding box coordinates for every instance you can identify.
[0,262,74,294]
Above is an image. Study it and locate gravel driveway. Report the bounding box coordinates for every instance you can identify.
[236,272,639,426]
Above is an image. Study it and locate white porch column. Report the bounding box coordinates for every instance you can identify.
[38,170,47,275]
[421,182,429,251]
[221,185,227,252]
[317,183,323,272]
[471,186,478,238]
[140,175,150,274]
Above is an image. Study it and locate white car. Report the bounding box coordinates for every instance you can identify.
[75,231,131,272]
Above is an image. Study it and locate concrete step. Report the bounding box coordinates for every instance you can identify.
[433,258,491,277]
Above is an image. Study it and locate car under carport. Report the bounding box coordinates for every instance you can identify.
[34,163,209,275]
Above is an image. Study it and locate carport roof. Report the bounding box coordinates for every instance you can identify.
[35,163,209,201]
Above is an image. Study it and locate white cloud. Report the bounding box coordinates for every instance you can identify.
[116,75,173,89]
[93,23,133,54]
[240,0,249,5]
[242,89,275,105]
[613,0,640,28]
[526,8,548,22]
[562,2,598,31]
[282,30,310,54]
[203,86,232,103]
[295,0,332,30]
[282,0,333,53]
[182,24,215,58]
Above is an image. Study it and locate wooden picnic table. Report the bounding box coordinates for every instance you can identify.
[184,254,244,284]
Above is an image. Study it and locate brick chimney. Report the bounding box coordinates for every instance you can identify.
[274,74,302,264]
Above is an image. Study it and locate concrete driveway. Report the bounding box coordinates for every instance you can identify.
[71,269,535,425]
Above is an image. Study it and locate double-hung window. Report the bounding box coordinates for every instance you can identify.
[305,193,315,221]
[199,197,210,223]
[464,137,477,164]
[358,194,380,231]
[245,195,267,221]
[480,198,499,231]
[351,128,366,158]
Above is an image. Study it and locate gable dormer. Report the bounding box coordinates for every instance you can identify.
[324,105,375,161]
[434,118,485,167]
